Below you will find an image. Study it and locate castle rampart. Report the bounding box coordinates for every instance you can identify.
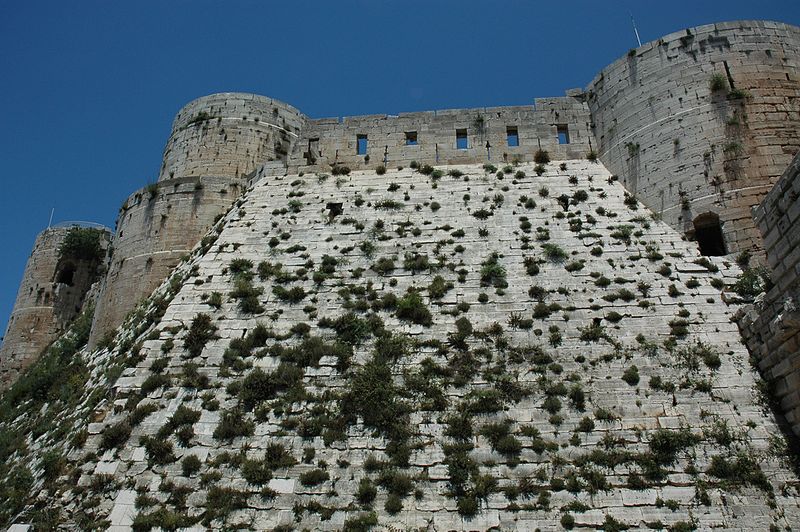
[587,20,800,257]
[6,21,800,392]
[287,96,592,171]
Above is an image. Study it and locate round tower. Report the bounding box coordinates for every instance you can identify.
[89,93,308,347]
[0,224,109,389]
[586,20,800,257]
[158,93,306,181]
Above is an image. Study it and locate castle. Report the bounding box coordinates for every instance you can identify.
[1,20,800,530]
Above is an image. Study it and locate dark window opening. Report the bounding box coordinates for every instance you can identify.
[557,125,570,145]
[56,263,76,286]
[693,213,727,256]
[356,135,368,155]
[456,129,468,150]
[304,138,320,165]
[326,202,343,219]
[405,131,418,145]
[506,126,519,147]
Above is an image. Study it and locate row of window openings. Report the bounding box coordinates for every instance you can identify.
[355,126,570,155]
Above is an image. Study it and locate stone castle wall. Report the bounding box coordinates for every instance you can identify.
[88,177,242,347]
[738,151,800,436]
[158,93,306,181]
[587,20,800,256]
[0,225,109,388]
[6,20,800,392]
[288,97,592,171]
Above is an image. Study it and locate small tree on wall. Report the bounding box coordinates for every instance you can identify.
[58,227,104,263]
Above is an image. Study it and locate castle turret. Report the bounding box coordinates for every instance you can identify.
[88,93,307,346]
[586,20,800,257]
[159,92,306,181]
[0,224,109,388]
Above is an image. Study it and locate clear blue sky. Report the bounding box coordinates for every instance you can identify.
[1,0,798,337]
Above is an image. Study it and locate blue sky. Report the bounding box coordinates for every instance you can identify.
[1,0,798,337]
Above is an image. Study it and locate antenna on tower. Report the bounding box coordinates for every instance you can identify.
[48,208,54,228]
[630,12,642,47]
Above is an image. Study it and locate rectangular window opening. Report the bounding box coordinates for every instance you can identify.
[557,125,570,145]
[405,131,418,145]
[506,126,519,147]
[456,128,468,150]
[356,134,368,155]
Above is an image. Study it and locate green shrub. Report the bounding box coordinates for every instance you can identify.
[241,457,274,485]
[356,478,377,505]
[100,421,132,450]
[183,313,218,357]
[228,258,254,278]
[480,253,507,288]
[622,366,639,386]
[396,291,433,326]
[342,512,378,532]
[132,507,196,531]
[39,450,65,481]
[576,417,595,433]
[141,373,171,395]
[709,72,728,92]
[341,358,408,435]
[733,267,770,297]
[385,493,403,514]
[272,285,306,303]
[403,252,431,273]
[299,468,330,486]
[372,257,395,276]
[141,435,175,465]
[706,452,771,492]
[648,428,699,465]
[534,149,550,164]
[374,199,404,210]
[58,227,105,262]
[230,278,264,314]
[428,275,453,299]
[542,243,567,262]
[213,408,254,441]
[182,454,202,476]
[238,365,304,410]
[204,486,248,525]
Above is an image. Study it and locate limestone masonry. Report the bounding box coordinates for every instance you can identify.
[1,18,800,532]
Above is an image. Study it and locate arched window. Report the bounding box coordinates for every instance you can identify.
[692,212,726,256]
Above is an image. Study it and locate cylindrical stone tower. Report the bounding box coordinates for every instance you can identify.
[586,20,800,256]
[0,224,109,389]
[158,92,306,181]
[89,93,308,346]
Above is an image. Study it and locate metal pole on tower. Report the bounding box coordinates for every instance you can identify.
[48,208,54,229]
[630,12,642,47]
